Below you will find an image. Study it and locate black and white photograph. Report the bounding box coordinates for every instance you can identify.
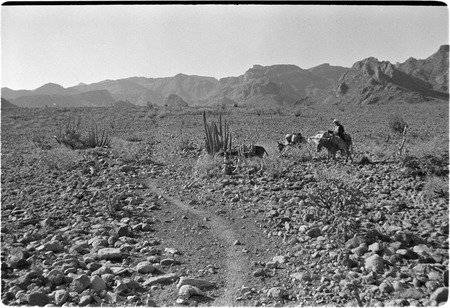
[1,2,449,307]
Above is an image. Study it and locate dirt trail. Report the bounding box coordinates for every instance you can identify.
[144,178,249,306]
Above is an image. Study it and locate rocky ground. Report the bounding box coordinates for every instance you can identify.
[1,139,449,307]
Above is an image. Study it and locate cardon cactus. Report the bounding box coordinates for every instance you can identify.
[203,111,232,155]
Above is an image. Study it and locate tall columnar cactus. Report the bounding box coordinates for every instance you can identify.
[87,125,111,148]
[203,111,232,155]
[55,116,110,149]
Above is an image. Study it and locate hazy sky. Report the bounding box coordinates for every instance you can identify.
[1,4,448,90]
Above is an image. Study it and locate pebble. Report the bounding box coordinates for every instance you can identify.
[178,285,205,299]
[90,275,106,293]
[27,291,49,306]
[71,275,91,293]
[290,271,312,282]
[267,287,288,299]
[365,254,384,274]
[44,240,64,252]
[177,277,215,289]
[79,295,92,306]
[160,258,176,265]
[143,273,178,286]
[136,261,155,274]
[97,248,122,260]
[400,288,425,299]
[53,289,69,306]
[379,280,394,293]
[253,269,266,277]
[306,228,321,238]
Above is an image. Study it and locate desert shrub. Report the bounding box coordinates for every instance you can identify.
[306,179,367,243]
[260,156,285,178]
[1,151,25,170]
[422,175,449,200]
[281,145,314,162]
[313,165,359,187]
[145,109,159,119]
[274,106,283,116]
[32,133,53,150]
[388,113,408,135]
[157,111,169,119]
[195,153,223,179]
[401,153,449,177]
[358,155,371,165]
[111,137,153,163]
[407,135,449,157]
[38,147,82,171]
[178,130,197,153]
[124,133,144,142]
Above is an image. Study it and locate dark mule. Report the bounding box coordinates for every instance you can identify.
[317,131,353,162]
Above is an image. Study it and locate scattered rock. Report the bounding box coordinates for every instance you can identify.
[267,287,288,299]
[365,254,384,274]
[430,287,448,303]
[177,277,215,289]
[136,261,155,274]
[71,274,91,293]
[178,285,205,299]
[97,248,122,260]
[90,275,106,293]
[53,289,69,306]
[27,291,49,306]
[143,273,178,286]
[306,227,321,238]
[44,240,64,252]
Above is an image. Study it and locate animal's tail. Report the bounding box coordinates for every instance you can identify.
[265,149,269,157]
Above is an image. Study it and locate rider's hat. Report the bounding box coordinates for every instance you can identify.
[333,119,340,124]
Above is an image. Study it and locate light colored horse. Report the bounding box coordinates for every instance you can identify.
[317,131,353,162]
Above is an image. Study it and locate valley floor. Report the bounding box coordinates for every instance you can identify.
[1,103,449,306]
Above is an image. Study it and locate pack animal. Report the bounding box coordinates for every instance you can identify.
[237,144,269,158]
[220,144,269,159]
[277,133,306,151]
[317,131,353,162]
[307,131,326,146]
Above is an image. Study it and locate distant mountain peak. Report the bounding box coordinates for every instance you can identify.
[438,44,449,53]
[33,82,68,95]
[35,82,65,90]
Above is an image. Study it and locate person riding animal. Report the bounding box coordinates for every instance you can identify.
[332,119,345,140]
[326,119,350,157]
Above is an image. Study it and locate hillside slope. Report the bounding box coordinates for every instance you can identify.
[303,45,449,105]
[396,45,449,93]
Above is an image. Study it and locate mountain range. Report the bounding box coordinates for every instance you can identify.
[2,45,448,108]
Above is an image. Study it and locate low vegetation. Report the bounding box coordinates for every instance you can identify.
[54,115,111,149]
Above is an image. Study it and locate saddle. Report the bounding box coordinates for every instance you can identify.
[326,131,351,143]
